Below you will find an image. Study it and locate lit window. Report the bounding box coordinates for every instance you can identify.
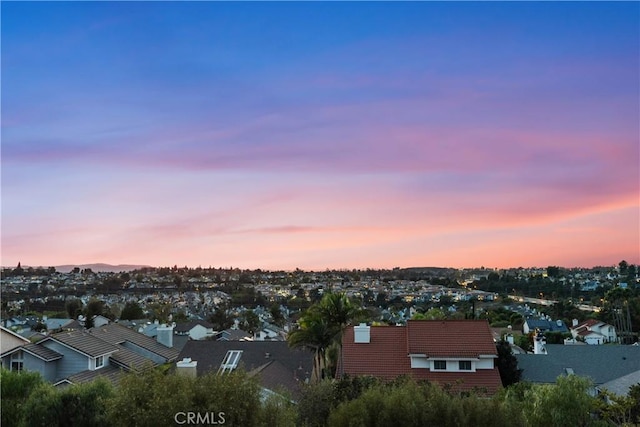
[459,361,472,370]
[95,355,105,369]
[433,360,447,370]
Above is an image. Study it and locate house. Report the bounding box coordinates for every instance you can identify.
[0,325,30,353]
[216,328,252,341]
[44,318,76,332]
[0,324,180,386]
[1,329,120,383]
[174,320,215,340]
[89,323,179,361]
[523,317,568,335]
[177,340,313,400]
[254,324,286,341]
[570,319,617,345]
[92,314,111,328]
[337,320,502,395]
[516,344,640,396]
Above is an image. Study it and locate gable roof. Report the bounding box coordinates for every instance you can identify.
[174,320,214,333]
[0,325,30,343]
[339,321,502,395]
[89,323,180,362]
[598,370,640,396]
[217,328,252,341]
[574,319,603,329]
[407,320,497,357]
[22,342,64,361]
[516,344,640,385]
[1,342,64,362]
[45,330,119,358]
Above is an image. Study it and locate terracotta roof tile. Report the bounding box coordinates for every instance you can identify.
[407,320,497,357]
[339,321,501,395]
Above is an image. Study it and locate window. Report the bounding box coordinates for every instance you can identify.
[459,361,472,371]
[219,350,243,374]
[95,355,105,369]
[10,351,23,372]
[433,360,447,370]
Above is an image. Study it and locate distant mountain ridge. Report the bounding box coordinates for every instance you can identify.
[54,263,152,273]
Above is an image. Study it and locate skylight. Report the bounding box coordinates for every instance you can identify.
[218,350,243,374]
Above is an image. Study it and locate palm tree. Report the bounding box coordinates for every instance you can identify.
[288,311,338,383]
[288,292,366,382]
[316,292,362,335]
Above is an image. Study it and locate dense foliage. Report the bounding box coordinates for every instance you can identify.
[4,368,638,427]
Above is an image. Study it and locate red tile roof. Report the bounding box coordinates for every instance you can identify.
[573,319,603,331]
[339,320,502,395]
[407,320,498,358]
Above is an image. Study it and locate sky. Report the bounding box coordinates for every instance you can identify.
[2,2,639,271]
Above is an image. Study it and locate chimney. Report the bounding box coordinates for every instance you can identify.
[505,334,514,345]
[572,319,579,327]
[156,323,174,348]
[533,330,547,355]
[354,323,370,343]
[176,358,197,377]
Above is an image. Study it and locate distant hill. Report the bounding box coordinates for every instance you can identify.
[54,263,152,273]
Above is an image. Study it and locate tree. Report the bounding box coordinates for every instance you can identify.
[288,312,337,383]
[21,378,113,427]
[289,292,363,382]
[328,377,520,427]
[208,305,234,331]
[413,308,447,320]
[523,375,596,427]
[619,260,629,275]
[495,340,521,387]
[1,368,44,427]
[120,302,144,321]
[84,299,105,329]
[242,310,261,335]
[270,304,285,327]
[65,298,83,319]
[546,266,560,277]
[148,302,171,323]
[107,368,264,427]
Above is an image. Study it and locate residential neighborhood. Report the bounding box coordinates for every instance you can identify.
[1,261,639,425]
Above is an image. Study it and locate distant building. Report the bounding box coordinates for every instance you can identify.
[523,318,568,335]
[174,320,215,341]
[570,319,617,345]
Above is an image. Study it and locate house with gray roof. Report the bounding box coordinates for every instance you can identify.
[177,340,313,400]
[523,317,568,334]
[516,344,640,396]
[174,320,215,340]
[1,324,180,386]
